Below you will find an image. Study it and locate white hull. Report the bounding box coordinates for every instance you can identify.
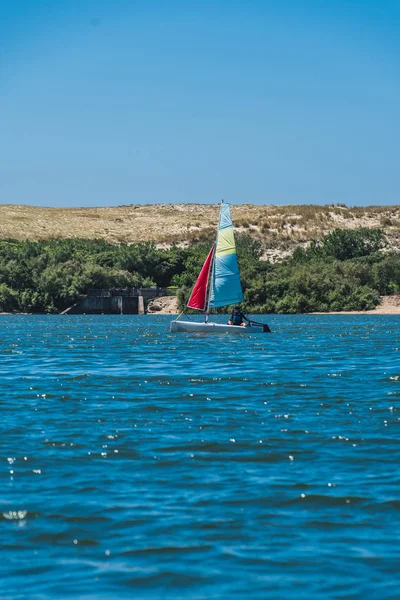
[170,320,266,334]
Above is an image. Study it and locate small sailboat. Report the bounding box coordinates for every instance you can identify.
[170,201,271,334]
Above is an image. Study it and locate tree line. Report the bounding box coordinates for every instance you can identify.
[0,228,399,314]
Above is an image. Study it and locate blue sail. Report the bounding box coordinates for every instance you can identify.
[208,203,244,308]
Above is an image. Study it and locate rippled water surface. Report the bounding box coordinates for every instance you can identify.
[1,314,400,599]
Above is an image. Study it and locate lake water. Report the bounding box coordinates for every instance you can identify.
[1,315,400,599]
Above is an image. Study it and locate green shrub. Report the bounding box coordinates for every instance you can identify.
[0,230,394,314]
[0,283,18,312]
[321,228,383,261]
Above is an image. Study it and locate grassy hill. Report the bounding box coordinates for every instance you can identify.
[1,203,400,261]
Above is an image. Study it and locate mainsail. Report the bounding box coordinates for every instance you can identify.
[187,244,215,311]
[208,202,243,308]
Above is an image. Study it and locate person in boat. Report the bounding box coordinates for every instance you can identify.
[228,306,250,327]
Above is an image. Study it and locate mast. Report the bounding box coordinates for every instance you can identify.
[206,200,223,320]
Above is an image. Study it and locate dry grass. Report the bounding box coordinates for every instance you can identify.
[1,204,400,258]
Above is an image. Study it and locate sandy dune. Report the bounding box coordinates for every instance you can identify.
[1,203,400,261]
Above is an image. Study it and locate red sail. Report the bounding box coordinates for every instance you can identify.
[187,244,215,311]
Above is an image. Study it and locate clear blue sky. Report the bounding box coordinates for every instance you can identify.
[1,0,399,207]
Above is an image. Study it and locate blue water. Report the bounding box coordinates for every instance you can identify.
[1,315,400,600]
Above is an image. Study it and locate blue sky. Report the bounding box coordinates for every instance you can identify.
[1,0,399,207]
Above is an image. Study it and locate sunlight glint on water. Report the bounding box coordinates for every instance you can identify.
[1,314,400,599]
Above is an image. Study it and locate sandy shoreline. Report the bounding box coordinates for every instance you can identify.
[312,309,400,315]
[147,295,400,315]
[313,296,400,315]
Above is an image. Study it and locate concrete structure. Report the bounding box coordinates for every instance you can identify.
[61,288,169,315]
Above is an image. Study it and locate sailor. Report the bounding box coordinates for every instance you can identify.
[228,306,250,327]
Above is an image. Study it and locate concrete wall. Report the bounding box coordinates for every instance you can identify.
[64,295,139,315]
[61,287,171,314]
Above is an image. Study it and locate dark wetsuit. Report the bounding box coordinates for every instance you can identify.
[230,311,249,326]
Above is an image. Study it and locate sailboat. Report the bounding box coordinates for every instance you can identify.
[170,201,271,334]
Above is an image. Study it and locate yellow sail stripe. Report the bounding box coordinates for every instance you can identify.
[216,226,236,256]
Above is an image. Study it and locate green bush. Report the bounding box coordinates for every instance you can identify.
[0,283,18,312]
[0,230,396,314]
[320,228,383,261]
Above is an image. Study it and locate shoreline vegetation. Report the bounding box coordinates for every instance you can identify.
[1,228,400,315]
[3,294,400,316]
[0,204,400,314]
